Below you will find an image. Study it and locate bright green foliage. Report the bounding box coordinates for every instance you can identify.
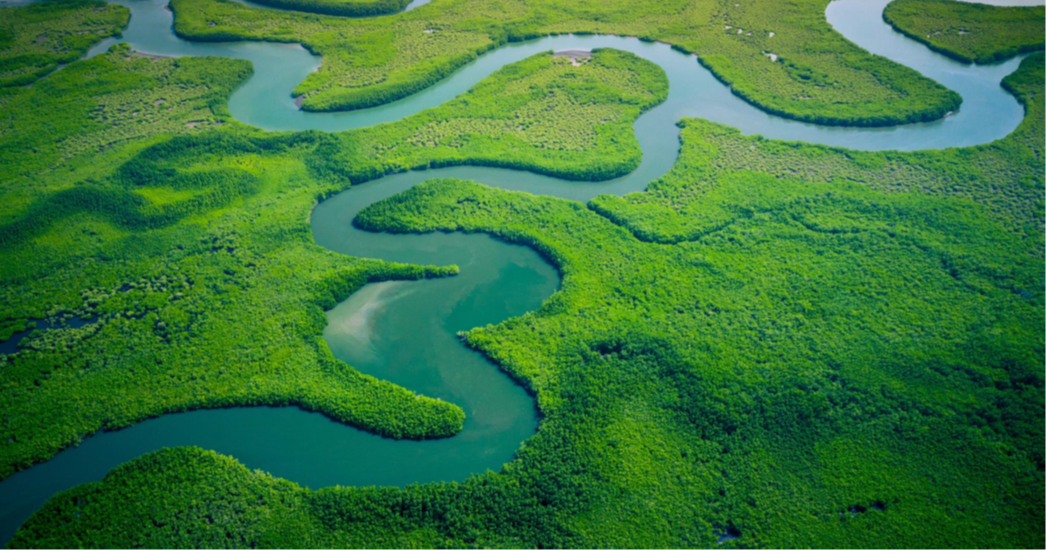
[3,2,1045,548]
[0,46,665,479]
[246,0,411,17]
[0,125,469,475]
[16,148,1045,546]
[0,43,251,198]
[12,448,323,548]
[343,48,668,181]
[0,0,128,88]
[170,0,961,126]
[590,54,1046,245]
[884,0,1045,64]
[10,52,1045,550]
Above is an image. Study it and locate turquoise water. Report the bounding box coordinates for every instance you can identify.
[83,0,1031,150]
[0,0,1042,543]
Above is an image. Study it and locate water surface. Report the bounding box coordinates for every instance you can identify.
[0,0,1041,543]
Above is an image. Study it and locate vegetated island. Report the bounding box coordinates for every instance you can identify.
[0,43,668,479]
[171,0,962,126]
[0,0,128,87]
[0,0,1043,548]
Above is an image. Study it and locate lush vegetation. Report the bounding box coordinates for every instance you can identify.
[342,48,667,181]
[884,0,1045,64]
[17,94,1046,544]
[10,49,1046,550]
[169,0,961,126]
[590,54,1046,245]
[0,42,250,192]
[0,0,128,88]
[3,0,1044,548]
[0,44,665,479]
[245,0,411,17]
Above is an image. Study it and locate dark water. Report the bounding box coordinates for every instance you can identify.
[0,317,96,356]
[0,0,1041,543]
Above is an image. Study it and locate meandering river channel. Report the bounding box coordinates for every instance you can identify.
[0,0,1041,542]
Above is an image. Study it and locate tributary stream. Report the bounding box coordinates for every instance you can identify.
[0,0,1040,542]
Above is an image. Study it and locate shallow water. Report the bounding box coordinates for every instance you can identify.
[0,0,1041,543]
[81,0,1032,149]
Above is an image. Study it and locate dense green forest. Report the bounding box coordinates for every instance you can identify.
[590,53,1046,244]
[0,0,127,87]
[342,48,667,181]
[2,0,1044,548]
[0,44,666,478]
[169,0,961,126]
[0,42,250,187]
[245,0,412,17]
[884,0,1045,64]
[16,81,1046,542]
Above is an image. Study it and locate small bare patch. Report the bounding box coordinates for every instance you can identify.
[553,49,591,66]
[132,52,175,61]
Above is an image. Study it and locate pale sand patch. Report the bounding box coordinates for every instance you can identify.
[326,281,415,362]
[553,49,591,67]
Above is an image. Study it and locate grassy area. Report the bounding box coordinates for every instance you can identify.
[590,54,1046,244]
[0,0,128,88]
[0,42,250,193]
[15,90,1045,544]
[170,0,962,126]
[884,0,1045,64]
[2,1,1043,548]
[245,0,411,17]
[0,45,667,479]
[342,48,668,181]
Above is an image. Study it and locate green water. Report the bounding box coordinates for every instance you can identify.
[0,0,1041,543]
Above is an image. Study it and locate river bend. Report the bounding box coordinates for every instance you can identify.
[0,0,1041,543]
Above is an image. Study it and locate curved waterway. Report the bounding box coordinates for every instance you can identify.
[1,0,1042,543]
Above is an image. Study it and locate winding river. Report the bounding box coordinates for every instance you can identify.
[0,0,1041,543]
